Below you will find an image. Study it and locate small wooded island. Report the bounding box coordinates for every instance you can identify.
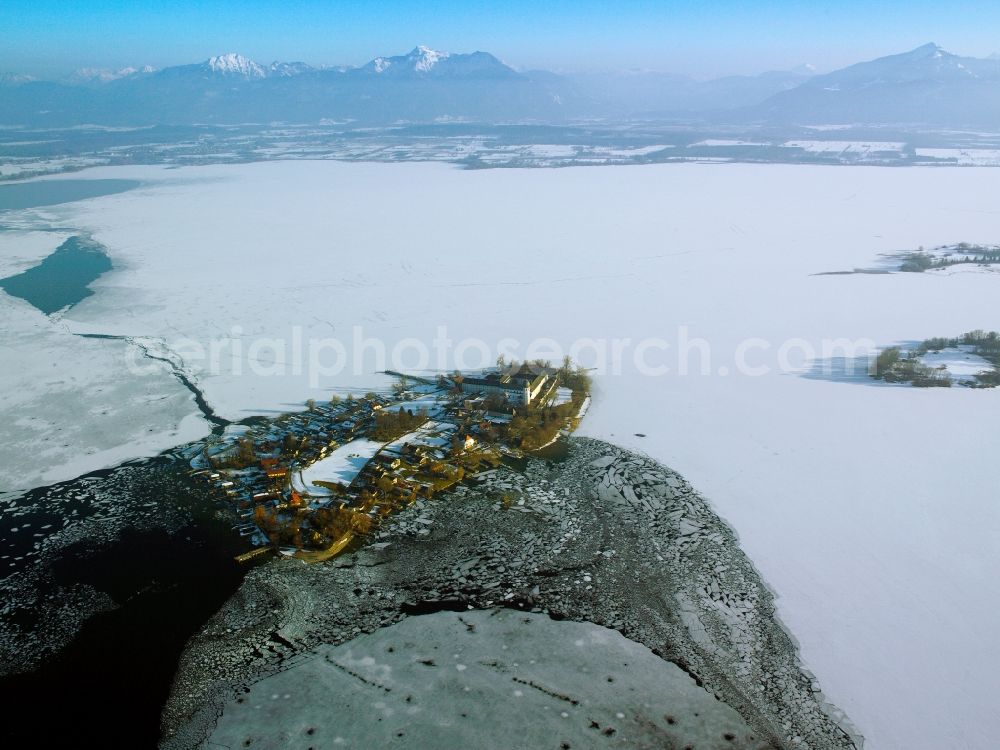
[818,242,1000,276]
[192,359,591,561]
[891,243,1000,272]
[872,330,1000,387]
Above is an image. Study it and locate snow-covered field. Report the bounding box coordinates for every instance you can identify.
[916,147,1000,166]
[692,139,769,147]
[295,438,383,495]
[917,346,993,384]
[2,160,999,749]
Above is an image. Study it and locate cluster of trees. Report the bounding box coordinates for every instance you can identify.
[558,356,592,396]
[507,399,581,450]
[254,505,308,547]
[281,433,310,458]
[288,479,411,550]
[252,501,378,552]
[872,331,1000,388]
[872,346,952,387]
[917,330,1000,387]
[483,392,509,411]
[913,330,1000,357]
[898,251,938,272]
[313,505,373,540]
[898,245,1000,273]
[330,393,359,405]
[946,244,1000,265]
[371,406,428,441]
[894,360,951,387]
[208,436,257,469]
[974,369,1000,387]
[872,347,903,378]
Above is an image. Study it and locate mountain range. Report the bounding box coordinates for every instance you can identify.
[2,43,999,129]
[753,43,1000,126]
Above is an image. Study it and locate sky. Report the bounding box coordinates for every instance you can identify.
[3,0,1000,79]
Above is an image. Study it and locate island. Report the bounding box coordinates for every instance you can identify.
[872,330,1000,387]
[891,243,1000,272]
[192,359,592,562]
[817,242,1000,275]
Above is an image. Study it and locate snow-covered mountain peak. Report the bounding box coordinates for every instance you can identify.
[69,66,154,83]
[905,42,948,60]
[0,72,35,86]
[363,46,452,74]
[408,45,450,72]
[268,60,314,77]
[206,53,266,78]
[358,45,517,78]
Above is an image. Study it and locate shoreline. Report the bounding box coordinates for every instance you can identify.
[163,436,861,750]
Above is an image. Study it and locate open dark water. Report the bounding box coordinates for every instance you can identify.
[0,457,251,746]
[0,235,112,314]
[0,178,139,210]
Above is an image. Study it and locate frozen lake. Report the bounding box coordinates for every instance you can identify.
[2,160,999,749]
[0,178,138,210]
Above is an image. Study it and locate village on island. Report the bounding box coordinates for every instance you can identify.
[191,359,592,562]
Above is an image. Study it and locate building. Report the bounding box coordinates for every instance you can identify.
[458,366,554,406]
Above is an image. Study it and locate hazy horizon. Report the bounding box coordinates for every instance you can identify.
[3,0,1000,80]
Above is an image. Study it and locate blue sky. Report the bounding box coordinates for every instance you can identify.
[3,0,1000,78]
